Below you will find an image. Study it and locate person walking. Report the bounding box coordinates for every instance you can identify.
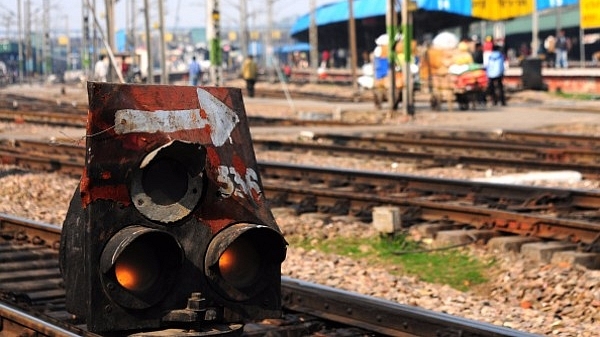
[544,35,556,68]
[242,55,257,97]
[189,56,202,86]
[94,55,108,82]
[486,45,506,106]
[555,30,570,68]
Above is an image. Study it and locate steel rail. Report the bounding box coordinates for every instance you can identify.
[0,302,93,337]
[259,162,600,247]
[1,140,600,246]
[281,277,542,337]
[0,213,543,336]
[386,130,600,149]
[0,109,87,128]
[5,136,600,180]
[253,139,600,179]
[306,132,600,164]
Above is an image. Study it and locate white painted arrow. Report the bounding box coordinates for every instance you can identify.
[114,88,239,146]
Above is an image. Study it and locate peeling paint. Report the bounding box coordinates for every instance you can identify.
[113,88,239,147]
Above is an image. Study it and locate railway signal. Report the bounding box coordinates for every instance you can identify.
[60,83,287,334]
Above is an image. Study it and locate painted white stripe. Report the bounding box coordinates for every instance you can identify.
[114,88,239,146]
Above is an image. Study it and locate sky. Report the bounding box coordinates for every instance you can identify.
[0,0,341,36]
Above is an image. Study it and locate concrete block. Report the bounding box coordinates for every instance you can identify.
[410,222,457,238]
[521,241,578,263]
[487,236,541,253]
[372,206,401,234]
[433,229,500,248]
[551,250,600,270]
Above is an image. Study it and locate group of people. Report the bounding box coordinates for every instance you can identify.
[476,30,572,106]
[544,30,571,68]
[188,55,257,98]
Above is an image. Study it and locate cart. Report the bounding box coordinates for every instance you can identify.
[453,67,488,111]
[422,65,488,111]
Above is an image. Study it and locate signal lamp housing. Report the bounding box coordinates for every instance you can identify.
[60,83,287,334]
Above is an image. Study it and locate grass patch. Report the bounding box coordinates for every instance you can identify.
[289,234,494,292]
[554,91,600,100]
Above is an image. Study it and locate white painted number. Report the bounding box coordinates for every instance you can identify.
[217,165,261,199]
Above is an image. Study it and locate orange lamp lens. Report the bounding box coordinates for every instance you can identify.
[218,238,260,289]
[114,241,160,292]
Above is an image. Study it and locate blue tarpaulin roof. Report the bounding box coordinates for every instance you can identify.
[276,42,311,53]
[290,0,580,36]
[290,0,388,36]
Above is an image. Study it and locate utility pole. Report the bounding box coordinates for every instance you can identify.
[24,0,31,78]
[129,0,137,72]
[105,0,116,82]
[266,0,274,83]
[42,0,50,78]
[65,14,70,71]
[82,0,88,76]
[158,0,168,84]
[240,0,248,59]
[348,0,358,93]
[309,0,318,83]
[207,0,222,86]
[401,0,414,116]
[386,0,396,109]
[531,0,539,57]
[17,0,23,83]
[144,0,154,83]
[92,0,98,70]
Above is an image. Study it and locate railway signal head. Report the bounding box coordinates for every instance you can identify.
[60,83,287,333]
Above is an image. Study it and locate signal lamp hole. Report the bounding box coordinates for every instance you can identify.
[142,158,188,205]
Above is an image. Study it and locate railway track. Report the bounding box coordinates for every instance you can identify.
[5,125,600,178]
[254,130,600,179]
[0,90,364,129]
[0,213,541,336]
[1,139,599,253]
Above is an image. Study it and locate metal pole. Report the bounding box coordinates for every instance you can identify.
[579,28,585,68]
[144,0,154,83]
[386,0,396,110]
[208,0,222,86]
[24,0,31,79]
[266,0,274,83]
[85,0,124,82]
[240,0,248,59]
[92,0,98,73]
[531,0,539,57]
[348,0,358,93]
[130,0,137,71]
[309,0,318,83]
[81,0,87,76]
[401,0,414,116]
[158,0,168,84]
[17,0,23,83]
[65,14,70,71]
[105,0,116,82]
[42,0,49,78]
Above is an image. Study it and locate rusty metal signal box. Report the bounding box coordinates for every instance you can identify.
[60,83,287,334]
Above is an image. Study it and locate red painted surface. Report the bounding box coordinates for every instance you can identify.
[84,82,275,234]
[504,67,600,94]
